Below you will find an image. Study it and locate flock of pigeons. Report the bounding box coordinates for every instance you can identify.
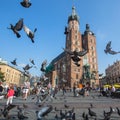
[10,58,37,74]
[8,18,37,43]
[1,93,120,120]
[80,105,120,120]
[10,58,47,75]
[7,0,37,43]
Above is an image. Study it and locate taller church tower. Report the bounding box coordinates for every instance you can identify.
[65,6,81,51]
[64,6,84,87]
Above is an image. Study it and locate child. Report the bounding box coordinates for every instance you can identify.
[6,86,15,105]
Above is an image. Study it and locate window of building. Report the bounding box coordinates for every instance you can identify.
[75,30,77,34]
[7,69,9,72]
[91,46,94,50]
[90,39,92,43]
[92,52,94,56]
[76,73,79,79]
[75,35,77,40]
[75,41,78,45]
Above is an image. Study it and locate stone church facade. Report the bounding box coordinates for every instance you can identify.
[47,7,99,88]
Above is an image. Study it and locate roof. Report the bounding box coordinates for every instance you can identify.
[51,52,66,64]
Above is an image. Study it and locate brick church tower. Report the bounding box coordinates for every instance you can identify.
[48,7,99,88]
[64,6,83,87]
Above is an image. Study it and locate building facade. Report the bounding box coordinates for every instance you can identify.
[47,7,99,88]
[105,60,120,84]
[0,61,29,86]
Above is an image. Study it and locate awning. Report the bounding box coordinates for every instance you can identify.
[113,84,120,88]
[104,84,111,88]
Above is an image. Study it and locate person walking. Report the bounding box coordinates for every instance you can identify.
[23,80,30,100]
[6,86,15,106]
[73,82,77,97]
[62,85,66,96]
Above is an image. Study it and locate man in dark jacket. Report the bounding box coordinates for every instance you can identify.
[0,83,3,95]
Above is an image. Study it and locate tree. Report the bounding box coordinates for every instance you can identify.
[0,71,6,82]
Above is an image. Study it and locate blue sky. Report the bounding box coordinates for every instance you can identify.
[0,0,120,76]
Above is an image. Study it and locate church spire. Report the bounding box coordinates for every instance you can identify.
[68,6,79,23]
[72,6,76,18]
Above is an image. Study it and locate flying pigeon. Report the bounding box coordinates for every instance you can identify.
[74,62,80,67]
[8,18,23,38]
[23,25,37,43]
[29,59,35,65]
[23,64,32,71]
[11,58,17,66]
[63,48,88,65]
[63,48,88,56]
[20,0,32,8]
[64,26,69,34]
[104,41,120,55]
[36,105,53,119]
[99,73,103,77]
[40,60,47,72]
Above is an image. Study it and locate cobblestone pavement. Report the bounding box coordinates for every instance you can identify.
[0,90,120,120]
